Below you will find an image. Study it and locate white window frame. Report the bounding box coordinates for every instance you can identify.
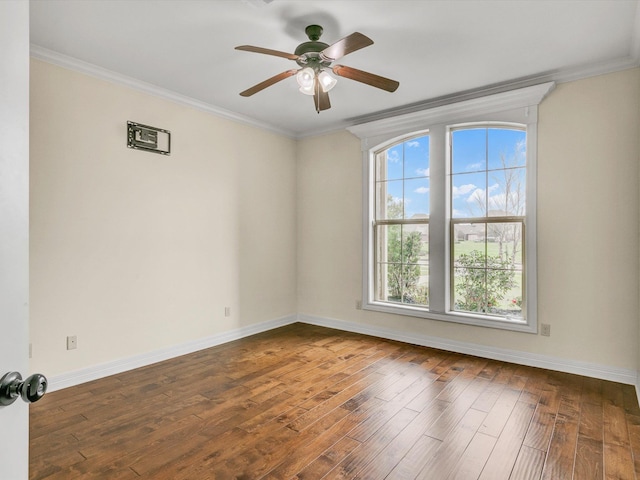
[348,82,555,333]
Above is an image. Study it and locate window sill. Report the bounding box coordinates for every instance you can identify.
[363,301,536,333]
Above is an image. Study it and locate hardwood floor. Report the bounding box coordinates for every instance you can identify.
[30,323,640,479]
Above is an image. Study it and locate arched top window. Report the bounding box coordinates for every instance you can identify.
[351,82,554,332]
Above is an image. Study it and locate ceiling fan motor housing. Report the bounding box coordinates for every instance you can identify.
[295,25,332,69]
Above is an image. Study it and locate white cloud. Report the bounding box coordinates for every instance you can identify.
[464,184,499,203]
[407,141,420,148]
[414,187,429,194]
[463,183,527,215]
[466,162,484,171]
[467,188,485,205]
[488,193,506,210]
[488,191,526,214]
[452,183,476,198]
[416,167,430,176]
[388,150,400,163]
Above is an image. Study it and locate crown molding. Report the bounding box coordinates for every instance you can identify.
[345,54,639,138]
[553,55,640,84]
[31,44,639,141]
[30,44,297,139]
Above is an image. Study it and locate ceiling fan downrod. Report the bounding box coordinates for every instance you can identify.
[305,24,323,41]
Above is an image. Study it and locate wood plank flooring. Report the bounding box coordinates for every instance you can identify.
[29,323,640,479]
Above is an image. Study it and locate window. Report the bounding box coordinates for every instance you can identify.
[450,126,525,319]
[374,135,430,306]
[350,82,554,332]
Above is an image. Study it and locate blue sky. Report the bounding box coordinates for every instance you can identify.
[452,128,526,218]
[381,136,430,218]
[378,128,526,219]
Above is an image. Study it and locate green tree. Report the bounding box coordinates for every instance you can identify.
[385,195,428,304]
[454,251,515,312]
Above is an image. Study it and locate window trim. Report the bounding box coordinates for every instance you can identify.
[349,82,555,333]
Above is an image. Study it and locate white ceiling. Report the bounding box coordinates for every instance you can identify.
[30,0,640,138]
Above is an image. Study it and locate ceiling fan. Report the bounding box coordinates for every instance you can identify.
[235,25,399,113]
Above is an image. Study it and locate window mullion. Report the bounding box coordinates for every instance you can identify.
[428,124,447,313]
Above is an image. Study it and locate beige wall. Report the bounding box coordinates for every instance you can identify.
[30,59,297,376]
[30,59,640,380]
[297,68,640,371]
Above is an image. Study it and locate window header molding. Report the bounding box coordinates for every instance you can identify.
[347,82,555,147]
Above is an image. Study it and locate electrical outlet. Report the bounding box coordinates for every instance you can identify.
[224,307,231,317]
[67,335,77,350]
[356,300,362,310]
[540,324,551,337]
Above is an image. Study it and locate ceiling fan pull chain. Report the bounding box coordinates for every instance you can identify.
[315,78,320,114]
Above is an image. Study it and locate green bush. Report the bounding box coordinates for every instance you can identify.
[454,251,515,312]
[387,230,424,303]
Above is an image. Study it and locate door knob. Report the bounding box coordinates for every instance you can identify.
[0,372,47,406]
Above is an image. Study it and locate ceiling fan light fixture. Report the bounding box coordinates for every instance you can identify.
[298,84,315,96]
[318,70,337,92]
[296,67,315,90]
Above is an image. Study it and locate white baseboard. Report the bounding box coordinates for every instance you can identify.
[47,315,297,392]
[298,314,638,386]
[48,312,638,392]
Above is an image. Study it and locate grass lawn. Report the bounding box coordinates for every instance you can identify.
[453,240,522,265]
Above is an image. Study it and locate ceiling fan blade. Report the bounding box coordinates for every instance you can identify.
[235,45,299,61]
[239,69,298,97]
[313,80,331,113]
[321,32,373,61]
[332,65,399,92]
